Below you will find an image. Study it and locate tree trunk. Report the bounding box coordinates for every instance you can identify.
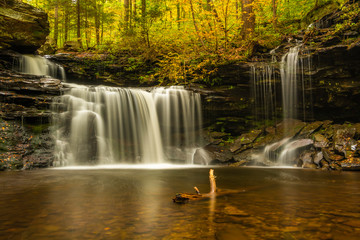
[272,0,277,30]
[95,0,100,46]
[141,0,149,46]
[240,0,255,38]
[124,0,130,30]
[64,7,69,44]
[85,2,89,49]
[176,3,180,30]
[76,0,82,48]
[133,0,137,28]
[224,0,230,49]
[54,0,59,47]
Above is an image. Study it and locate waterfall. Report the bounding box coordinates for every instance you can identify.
[52,85,203,166]
[252,44,313,165]
[280,46,300,121]
[13,55,66,80]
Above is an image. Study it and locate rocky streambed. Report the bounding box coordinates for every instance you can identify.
[197,119,360,171]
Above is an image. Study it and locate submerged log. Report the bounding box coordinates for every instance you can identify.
[172,169,244,204]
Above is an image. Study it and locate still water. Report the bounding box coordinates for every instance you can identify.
[1,167,360,239]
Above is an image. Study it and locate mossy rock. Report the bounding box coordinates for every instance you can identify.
[0,0,49,53]
[301,1,340,28]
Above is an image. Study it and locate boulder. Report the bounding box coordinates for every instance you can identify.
[0,0,49,53]
[277,139,314,164]
[313,151,324,165]
[300,151,313,164]
[193,143,233,164]
[313,133,329,148]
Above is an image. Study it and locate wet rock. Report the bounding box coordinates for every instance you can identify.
[229,160,247,167]
[320,159,330,170]
[263,137,292,155]
[340,157,360,171]
[299,121,323,137]
[354,123,360,136]
[193,143,233,164]
[334,127,356,153]
[276,119,307,139]
[0,0,49,53]
[300,151,313,164]
[0,71,62,94]
[322,148,344,161]
[329,161,342,171]
[284,139,314,150]
[313,133,329,148]
[192,148,212,165]
[313,151,324,165]
[209,131,229,140]
[275,139,314,164]
[233,149,258,162]
[302,161,318,169]
[265,126,276,135]
[229,129,262,153]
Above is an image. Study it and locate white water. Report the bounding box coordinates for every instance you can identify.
[14,55,66,80]
[252,45,313,165]
[280,46,300,121]
[52,85,203,166]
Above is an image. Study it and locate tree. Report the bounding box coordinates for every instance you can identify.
[76,0,82,48]
[272,0,277,30]
[240,0,255,38]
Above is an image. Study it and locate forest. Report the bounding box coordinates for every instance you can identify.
[25,0,351,85]
[1,1,360,238]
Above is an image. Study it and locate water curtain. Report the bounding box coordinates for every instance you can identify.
[252,45,313,164]
[52,85,202,165]
[13,55,66,80]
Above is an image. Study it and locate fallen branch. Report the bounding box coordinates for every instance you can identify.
[172,169,244,204]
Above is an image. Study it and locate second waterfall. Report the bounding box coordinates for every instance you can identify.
[52,85,202,166]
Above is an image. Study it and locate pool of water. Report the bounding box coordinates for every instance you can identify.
[1,167,360,239]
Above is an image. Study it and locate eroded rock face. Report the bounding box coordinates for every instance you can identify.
[0,0,49,53]
[0,69,63,124]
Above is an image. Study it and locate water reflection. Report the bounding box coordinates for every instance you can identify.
[0,168,360,239]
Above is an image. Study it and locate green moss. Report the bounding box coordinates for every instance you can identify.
[301,1,340,28]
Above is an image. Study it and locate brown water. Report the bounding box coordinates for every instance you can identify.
[1,167,360,240]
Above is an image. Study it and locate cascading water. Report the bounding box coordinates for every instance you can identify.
[13,55,66,80]
[153,86,203,162]
[52,85,203,166]
[252,44,313,165]
[280,46,300,121]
